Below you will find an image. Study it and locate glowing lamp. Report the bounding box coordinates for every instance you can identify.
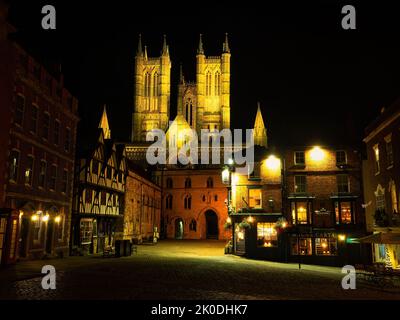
[238,232,244,240]
[282,222,287,228]
[321,242,328,249]
[227,158,234,165]
[264,242,272,247]
[310,146,324,161]
[55,216,61,223]
[265,155,280,170]
[42,214,49,222]
[221,168,230,184]
[247,216,254,223]
[31,214,39,221]
[338,234,346,242]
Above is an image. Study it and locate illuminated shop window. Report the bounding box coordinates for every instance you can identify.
[290,237,312,255]
[80,219,93,244]
[335,201,353,224]
[257,222,277,247]
[315,237,337,256]
[291,201,311,225]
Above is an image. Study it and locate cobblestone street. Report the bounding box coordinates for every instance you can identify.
[1,240,400,300]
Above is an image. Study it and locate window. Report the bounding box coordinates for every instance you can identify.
[206,71,212,96]
[49,164,57,191]
[85,188,92,203]
[39,160,46,188]
[337,174,349,193]
[290,237,312,255]
[185,178,191,188]
[373,144,380,174]
[43,112,50,140]
[106,166,112,179]
[294,151,305,165]
[153,72,158,97]
[207,177,214,188]
[189,219,197,231]
[249,188,262,208]
[54,120,60,145]
[15,95,25,126]
[214,72,221,95]
[144,72,151,97]
[31,104,38,133]
[294,175,306,193]
[92,160,99,175]
[56,215,65,241]
[375,185,386,212]
[335,201,353,224]
[385,137,394,168]
[336,150,347,165]
[9,150,19,182]
[80,219,93,244]
[25,156,34,186]
[257,222,277,247]
[214,195,218,201]
[64,128,71,152]
[61,169,68,194]
[315,237,337,256]
[291,201,311,225]
[166,194,173,209]
[184,195,192,210]
[32,216,42,242]
[166,178,173,189]
[101,191,107,205]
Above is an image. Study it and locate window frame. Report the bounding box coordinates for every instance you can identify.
[294,151,305,166]
[294,175,306,193]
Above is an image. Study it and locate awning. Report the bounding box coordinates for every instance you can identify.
[358,232,400,244]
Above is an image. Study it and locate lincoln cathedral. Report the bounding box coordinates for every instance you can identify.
[127,34,268,240]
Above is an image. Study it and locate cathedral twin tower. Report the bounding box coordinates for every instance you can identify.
[131,34,231,142]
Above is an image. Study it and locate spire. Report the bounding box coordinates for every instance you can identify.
[253,102,267,148]
[197,33,204,55]
[179,63,185,84]
[144,45,148,60]
[99,105,111,139]
[137,34,143,56]
[162,34,169,56]
[223,33,230,53]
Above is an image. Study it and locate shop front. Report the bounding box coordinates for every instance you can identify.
[0,209,19,266]
[231,213,286,261]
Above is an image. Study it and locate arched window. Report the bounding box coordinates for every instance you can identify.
[189,219,197,231]
[153,72,158,97]
[214,71,220,95]
[166,178,173,189]
[185,99,193,126]
[184,195,192,210]
[206,71,212,96]
[207,177,214,188]
[185,177,191,188]
[166,194,173,209]
[144,72,151,97]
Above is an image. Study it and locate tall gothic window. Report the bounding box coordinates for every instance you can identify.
[206,71,212,96]
[144,72,151,97]
[215,72,221,95]
[153,72,158,97]
[185,99,193,126]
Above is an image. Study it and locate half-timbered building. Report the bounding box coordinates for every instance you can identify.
[71,107,126,255]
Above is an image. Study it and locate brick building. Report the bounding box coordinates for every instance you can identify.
[362,101,400,269]
[282,145,368,266]
[0,5,79,264]
[123,163,161,243]
[154,166,230,240]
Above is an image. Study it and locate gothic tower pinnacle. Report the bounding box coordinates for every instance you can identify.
[253,102,268,148]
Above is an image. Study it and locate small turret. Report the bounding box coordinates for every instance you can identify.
[253,102,268,148]
[223,33,230,53]
[197,33,204,55]
[161,34,169,56]
[99,105,111,139]
[137,34,143,56]
[179,63,185,84]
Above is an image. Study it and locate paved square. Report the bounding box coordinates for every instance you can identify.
[0,240,399,300]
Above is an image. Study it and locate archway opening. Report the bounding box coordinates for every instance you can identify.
[175,218,184,239]
[205,210,218,239]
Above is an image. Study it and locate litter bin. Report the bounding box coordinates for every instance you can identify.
[123,240,132,256]
[115,240,124,257]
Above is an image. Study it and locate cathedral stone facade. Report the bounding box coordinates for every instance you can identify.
[127,34,267,240]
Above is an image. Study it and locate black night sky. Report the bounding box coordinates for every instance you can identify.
[7,1,400,149]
